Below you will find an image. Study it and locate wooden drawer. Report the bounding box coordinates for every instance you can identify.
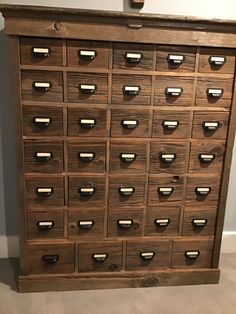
[67,40,109,68]
[28,242,74,274]
[110,141,147,173]
[155,76,194,106]
[21,70,63,102]
[78,241,122,272]
[68,175,106,207]
[20,37,63,66]
[126,239,170,271]
[156,46,196,72]
[111,109,150,138]
[182,207,217,236]
[113,43,154,70]
[112,74,152,105]
[152,109,191,138]
[145,207,180,236]
[67,72,108,103]
[24,140,63,174]
[189,141,225,175]
[67,140,106,173]
[27,210,64,240]
[23,105,63,136]
[67,107,107,137]
[148,175,184,206]
[192,111,229,140]
[196,78,233,108]
[150,141,188,174]
[68,209,104,239]
[108,209,143,237]
[199,48,235,74]
[109,175,145,208]
[25,176,64,208]
[172,239,213,269]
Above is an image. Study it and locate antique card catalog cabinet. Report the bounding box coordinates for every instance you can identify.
[1,5,236,292]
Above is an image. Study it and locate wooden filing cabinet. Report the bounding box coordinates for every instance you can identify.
[1,5,236,292]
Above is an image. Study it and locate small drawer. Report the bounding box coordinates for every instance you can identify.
[111,109,150,138]
[68,175,106,207]
[182,207,217,236]
[68,209,104,239]
[110,141,147,173]
[23,105,63,136]
[21,70,63,102]
[126,239,170,271]
[28,242,74,274]
[172,239,213,269]
[186,175,221,206]
[27,210,64,240]
[113,43,154,70]
[145,207,180,236]
[199,48,235,74]
[112,74,152,105]
[67,40,109,68]
[108,209,143,237]
[67,107,107,137]
[109,175,145,208]
[67,72,108,103]
[148,175,184,206]
[20,37,63,66]
[24,140,63,174]
[25,176,64,208]
[156,46,196,72]
[189,141,225,175]
[196,78,233,108]
[155,76,194,106]
[78,241,122,272]
[67,141,106,173]
[152,110,191,138]
[192,111,229,140]
[150,141,188,174]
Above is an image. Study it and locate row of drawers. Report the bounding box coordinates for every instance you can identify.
[20,38,235,74]
[24,140,225,175]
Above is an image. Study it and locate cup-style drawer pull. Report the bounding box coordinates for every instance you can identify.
[36,187,54,197]
[207,88,224,98]
[117,219,133,228]
[167,54,184,65]
[121,120,139,129]
[78,220,94,230]
[202,121,220,132]
[185,251,200,259]
[79,118,96,129]
[33,117,51,128]
[79,49,97,60]
[162,120,179,130]
[79,84,97,94]
[79,187,95,196]
[119,187,135,196]
[32,47,50,57]
[140,251,155,260]
[160,153,176,163]
[165,87,183,96]
[124,52,142,63]
[209,56,226,66]
[78,152,96,162]
[33,81,52,91]
[199,153,215,163]
[195,187,211,196]
[42,254,59,265]
[192,219,208,227]
[119,153,137,163]
[92,253,108,263]
[158,187,173,196]
[154,218,170,227]
[34,152,53,162]
[123,85,141,96]
[37,221,54,230]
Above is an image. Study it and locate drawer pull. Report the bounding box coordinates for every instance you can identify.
[209,56,226,66]
[162,120,179,130]
[199,153,215,163]
[203,121,220,131]
[33,81,51,91]
[92,253,108,263]
[121,119,139,129]
[158,187,173,196]
[79,118,96,129]
[185,251,200,259]
[119,187,135,196]
[78,220,94,230]
[119,153,137,163]
[165,87,183,97]
[207,88,224,98]
[37,221,54,230]
[79,84,97,94]
[140,251,155,260]
[154,218,170,227]
[79,187,95,197]
[78,152,95,162]
[123,85,141,96]
[167,54,184,65]
[117,219,133,228]
[192,219,208,227]
[36,187,54,197]
[42,254,59,265]
[124,52,142,64]
[33,117,51,128]
[32,47,50,57]
[160,153,176,163]
[195,187,211,196]
[34,152,53,162]
[79,49,97,60]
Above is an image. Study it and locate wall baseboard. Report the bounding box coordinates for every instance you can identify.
[0,233,236,258]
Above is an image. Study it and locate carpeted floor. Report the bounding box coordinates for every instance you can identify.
[0,254,236,314]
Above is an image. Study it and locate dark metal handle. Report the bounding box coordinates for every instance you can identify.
[167,54,185,65]
[79,84,97,94]
[162,120,179,130]
[192,219,208,227]
[79,118,96,129]
[42,254,59,264]
[78,152,95,162]
[160,153,176,163]
[33,81,52,91]
[92,253,108,263]
[207,88,224,98]
[36,187,54,197]
[158,187,173,196]
[154,218,170,227]
[124,52,142,63]
[32,117,51,128]
[140,252,155,261]
[209,56,226,66]
[165,87,183,96]
[34,152,53,162]
[123,85,141,96]
[32,47,50,57]
[198,153,215,163]
[78,220,94,230]
[117,219,133,228]
[119,153,137,163]
[79,49,97,60]
[185,251,200,259]
[79,187,95,197]
[195,187,211,196]
[119,187,135,196]
[121,120,139,129]
[37,221,54,230]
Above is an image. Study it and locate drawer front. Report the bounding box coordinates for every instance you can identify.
[152,110,191,138]
[67,72,108,103]
[68,175,106,207]
[182,207,217,236]
[24,140,63,174]
[126,240,170,271]
[68,209,104,239]
[25,176,64,208]
[27,210,64,240]
[23,106,63,136]
[21,70,63,102]
[67,107,107,137]
[110,141,147,173]
[28,242,74,274]
[20,37,63,66]
[172,239,213,269]
[108,209,143,237]
[78,241,122,272]
[113,43,154,70]
[67,141,106,173]
[67,40,109,68]
[145,207,180,236]
[112,74,152,105]
[156,46,196,72]
[111,109,150,138]
[150,141,188,174]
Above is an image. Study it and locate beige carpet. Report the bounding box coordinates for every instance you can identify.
[0,254,236,314]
